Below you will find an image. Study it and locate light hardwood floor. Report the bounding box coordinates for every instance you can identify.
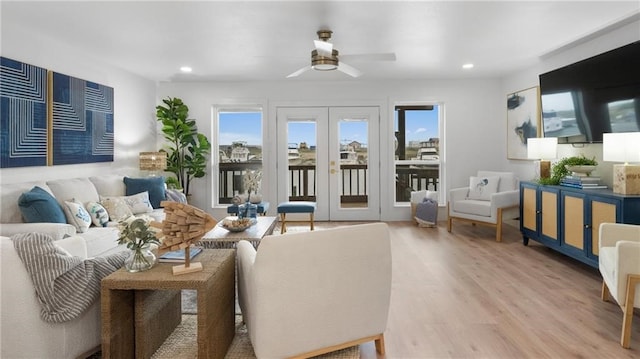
[301,220,640,358]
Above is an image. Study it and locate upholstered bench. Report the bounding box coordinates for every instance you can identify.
[227,201,270,216]
[277,201,316,234]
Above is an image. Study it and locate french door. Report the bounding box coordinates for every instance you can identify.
[276,106,380,221]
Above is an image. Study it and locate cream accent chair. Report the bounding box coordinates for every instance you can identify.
[237,223,392,358]
[599,222,640,348]
[447,171,520,242]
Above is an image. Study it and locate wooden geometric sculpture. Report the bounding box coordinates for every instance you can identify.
[152,201,217,275]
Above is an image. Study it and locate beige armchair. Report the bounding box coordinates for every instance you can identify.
[447,171,520,242]
[599,222,640,348]
[236,223,391,358]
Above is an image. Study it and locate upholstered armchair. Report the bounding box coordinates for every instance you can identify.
[599,222,640,348]
[236,223,392,358]
[447,171,520,242]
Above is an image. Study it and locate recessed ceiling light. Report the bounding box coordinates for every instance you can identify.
[180,66,193,73]
[462,63,474,69]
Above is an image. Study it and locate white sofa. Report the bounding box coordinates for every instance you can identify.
[0,174,169,359]
[237,222,392,358]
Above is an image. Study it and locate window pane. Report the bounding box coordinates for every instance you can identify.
[217,110,262,204]
[394,106,440,203]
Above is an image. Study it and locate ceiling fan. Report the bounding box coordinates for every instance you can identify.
[287,30,396,78]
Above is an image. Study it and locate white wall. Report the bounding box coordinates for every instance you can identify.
[158,78,506,220]
[501,18,640,188]
[0,16,157,185]
[3,12,635,220]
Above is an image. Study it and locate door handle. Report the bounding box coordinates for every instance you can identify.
[330,169,337,174]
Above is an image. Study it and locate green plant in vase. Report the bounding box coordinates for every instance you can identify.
[117,216,161,272]
[538,155,598,185]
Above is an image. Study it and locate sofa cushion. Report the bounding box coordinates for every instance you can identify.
[18,186,67,224]
[124,176,166,209]
[1,181,52,223]
[454,199,492,217]
[86,201,109,227]
[99,196,134,222]
[89,175,126,197]
[467,176,500,201]
[63,199,92,233]
[46,178,100,208]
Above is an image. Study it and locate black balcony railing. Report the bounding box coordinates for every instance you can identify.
[218,162,439,205]
[395,164,439,202]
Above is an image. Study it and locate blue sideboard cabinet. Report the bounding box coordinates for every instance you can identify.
[520,181,640,268]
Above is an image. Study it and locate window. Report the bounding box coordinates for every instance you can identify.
[213,107,263,206]
[394,105,441,203]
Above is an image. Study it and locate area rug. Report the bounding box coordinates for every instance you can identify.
[151,314,360,359]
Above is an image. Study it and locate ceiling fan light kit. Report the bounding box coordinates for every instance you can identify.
[311,49,338,71]
[287,29,394,78]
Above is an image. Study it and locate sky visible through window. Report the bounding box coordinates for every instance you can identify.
[395,109,439,142]
[219,109,438,146]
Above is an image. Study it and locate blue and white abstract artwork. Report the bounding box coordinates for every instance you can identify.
[52,72,114,165]
[0,57,48,168]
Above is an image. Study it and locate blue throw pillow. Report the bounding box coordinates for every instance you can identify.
[18,186,67,223]
[124,176,166,209]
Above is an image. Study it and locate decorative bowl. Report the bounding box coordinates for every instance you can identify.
[220,218,254,232]
[565,165,597,176]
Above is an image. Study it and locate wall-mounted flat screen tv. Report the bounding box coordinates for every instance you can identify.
[539,41,640,143]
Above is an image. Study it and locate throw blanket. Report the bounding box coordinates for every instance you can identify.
[11,232,127,323]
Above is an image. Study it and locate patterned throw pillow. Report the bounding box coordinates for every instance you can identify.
[467,176,500,201]
[100,196,134,222]
[121,191,154,214]
[63,199,92,233]
[86,201,109,227]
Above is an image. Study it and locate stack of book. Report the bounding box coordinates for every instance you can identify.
[560,175,607,189]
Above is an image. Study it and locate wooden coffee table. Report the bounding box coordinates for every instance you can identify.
[199,216,278,249]
[101,249,235,359]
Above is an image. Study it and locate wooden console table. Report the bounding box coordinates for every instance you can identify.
[101,249,236,359]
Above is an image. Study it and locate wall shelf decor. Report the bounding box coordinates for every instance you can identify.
[507,86,540,160]
[0,57,48,168]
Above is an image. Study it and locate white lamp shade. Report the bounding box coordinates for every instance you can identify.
[603,132,640,163]
[527,137,558,160]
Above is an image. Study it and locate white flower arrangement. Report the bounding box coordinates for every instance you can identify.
[243,170,262,195]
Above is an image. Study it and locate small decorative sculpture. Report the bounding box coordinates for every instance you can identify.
[152,201,216,275]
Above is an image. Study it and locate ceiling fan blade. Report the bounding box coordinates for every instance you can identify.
[314,40,333,57]
[337,62,362,78]
[286,65,311,78]
[340,52,396,62]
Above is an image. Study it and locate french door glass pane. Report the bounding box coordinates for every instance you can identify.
[339,119,368,208]
[288,121,316,201]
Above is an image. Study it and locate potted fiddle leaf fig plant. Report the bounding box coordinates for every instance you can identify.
[156,97,211,198]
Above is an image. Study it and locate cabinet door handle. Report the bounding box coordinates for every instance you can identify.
[536,210,541,214]
[585,224,591,229]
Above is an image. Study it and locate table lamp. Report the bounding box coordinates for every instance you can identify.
[603,132,640,195]
[139,152,167,176]
[527,137,558,179]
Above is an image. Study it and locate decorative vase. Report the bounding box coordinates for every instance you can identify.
[124,244,156,273]
[238,203,258,220]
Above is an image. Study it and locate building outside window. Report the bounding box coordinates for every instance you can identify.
[394,105,441,203]
[213,108,263,206]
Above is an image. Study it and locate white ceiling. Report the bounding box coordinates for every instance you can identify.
[3,1,639,82]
